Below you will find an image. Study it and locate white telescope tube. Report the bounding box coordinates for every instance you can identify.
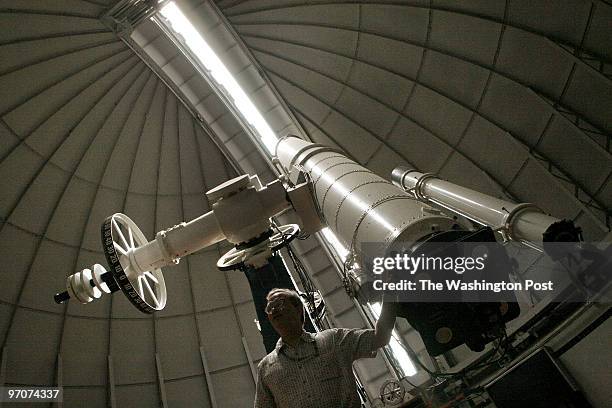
[391,167,568,250]
[275,137,456,254]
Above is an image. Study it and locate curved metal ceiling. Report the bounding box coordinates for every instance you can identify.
[217,0,611,240]
[0,1,610,407]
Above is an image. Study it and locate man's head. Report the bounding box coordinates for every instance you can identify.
[265,288,304,338]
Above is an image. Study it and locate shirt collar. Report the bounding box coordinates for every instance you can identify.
[275,331,315,351]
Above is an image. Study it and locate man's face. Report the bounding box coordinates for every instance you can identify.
[265,293,303,337]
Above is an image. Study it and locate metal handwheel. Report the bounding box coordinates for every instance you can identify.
[380,379,405,406]
[217,224,300,271]
[102,213,167,313]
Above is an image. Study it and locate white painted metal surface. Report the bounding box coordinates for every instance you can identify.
[393,167,563,249]
[276,136,456,254]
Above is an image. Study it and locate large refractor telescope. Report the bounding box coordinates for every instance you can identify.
[54,136,582,356]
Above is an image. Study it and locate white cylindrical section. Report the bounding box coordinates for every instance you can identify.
[393,167,560,248]
[163,211,225,258]
[131,211,226,271]
[276,137,456,253]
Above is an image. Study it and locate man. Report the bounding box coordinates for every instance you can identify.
[254,288,398,408]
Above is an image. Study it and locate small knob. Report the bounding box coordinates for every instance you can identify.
[54,291,70,304]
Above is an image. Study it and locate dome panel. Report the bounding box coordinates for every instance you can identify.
[157,262,196,317]
[64,388,107,408]
[74,66,151,184]
[539,116,610,197]
[420,51,489,109]
[10,164,71,236]
[197,308,246,371]
[195,129,236,188]
[226,270,255,304]
[573,208,609,241]
[3,0,105,16]
[478,73,550,147]
[5,48,133,143]
[348,61,413,111]
[322,111,379,163]
[0,120,19,158]
[110,319,157,383]
[5,308,62,385]
[507,0,591,46]
[123,192,157,241]
[188,251,234,313]
[61,316,108,386]
[0,43,129,127]
[365,142,410,181]
[178,109,208,195]
[0,145,43,219]
[165,376,212,407]
[158,97,183,196]
[100,75,159,191]
[496,27,573,99]
[253,49,344,105]
[0,13,105,44]
[508,159,584,219]
[211,365,256,408]
[237,23,357,56]
[80,187,125,252]
[433,0,506,20]
[361,4,429,44]
[386,116,449,172]
[182,194,210,224]
[114,383,159,408]
[429,9,501,66]
[0,224,39,303]
[458,115,529,187]
[357,33,424,79]
[583,4,612,60]
[268,73,332,124]
[405,84,472,146]
[0,32,117,74]
[596,179,612,211]
[235,301,267,359]
[18,239,76,312]
[155,195,185,232]
[245,36,353,81]
[437,152,506,199]
[335,87,399,137]
[46,177,101,250]
[294,111,344,153]
[50,59,143,176]
[157,316,203,379]
[229,3,359,29]
[127,83,167,196]
[562,64,612,135]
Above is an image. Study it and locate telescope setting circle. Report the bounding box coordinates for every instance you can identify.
[102,213,167,314]
[217,224,300,271]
